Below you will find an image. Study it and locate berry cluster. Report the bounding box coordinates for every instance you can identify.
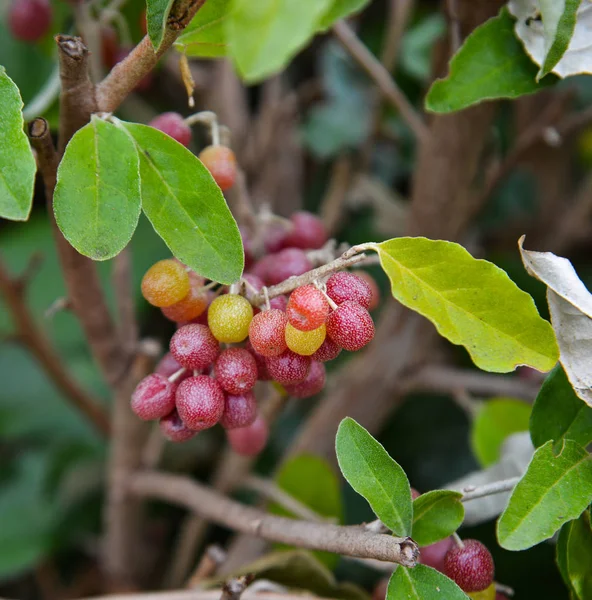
[8,0,52,42]
[132,211,379,456]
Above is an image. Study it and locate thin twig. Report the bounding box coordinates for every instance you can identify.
[0,258,110,436]
[459,476,520,502]
[380,0,414,70]
[221,575,255,600]
[446,0,461,53]
[186,545,227,588]
[75,591,338,600]
[130,471,419,566]
[332,20,429,143]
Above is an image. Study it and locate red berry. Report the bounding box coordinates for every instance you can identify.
[286,284,330,331]
[250,254,275,284]
[155,352,184,378]
[220,391,257,429]
[411,488,421,500]
[175,375,225,430]
[284,361,325,398]
[283,211,328,250]
[443,539,495,593]
[159,410,196,442]
[139,8,147,35]
[199,145,237,191]
[115,47,153,91]
[170,324,219,370]
[311,337,342,362]
[269,295,288,311]
[265,248,313,285]
[226,415,268,456]
[101,26,118,68]
[215,348,257,395]
[149,112,192,147]
[249,309,288,357]
[326,272,373,309]
[240,227,255,268]
[357,271,380,310]
[420,536,454,573]
[264,223,290,253]
[495,594,509,600]
[246,341,272,381]
[9,0,51,42]
[266,350,310,385]
[131,374,176,421]
[161,273,207,322]
[326,301,375,351]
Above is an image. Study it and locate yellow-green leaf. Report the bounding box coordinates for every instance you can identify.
[174,0,231,57]
[375,237,559,373]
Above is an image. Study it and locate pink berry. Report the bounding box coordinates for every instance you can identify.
[311,337,342,362]
[284,361,325,398]
[215,348,257,395]
[226,415,268,456]
[9,0,51,42]
[326,301,375,351]
[250,254,275,284]
[286,284,330,331]
[283,211,328,250]
[495,594,509,600]
[443,539,495,593]
[326,272,373,309]
[249,309,288,357]
[159,410,196,442]
[411,488,421,500]
[131,374,176,421]
[265,248,313,286]
[240,227,255,268]
[266,350,310,385]
[155,352,184,378]
[357,271,381,310]
[170,324,219,370]
[220,392,257,429]
[269,295,288,311]
[175,375,225,430]
[149,112,192,147]
[419,536,454,573]
[246,341,272,381]
[264,223,290,253]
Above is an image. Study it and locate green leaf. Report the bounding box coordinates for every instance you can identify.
[471,398,531,467]
[530,365,592,448]
[335,418,412,536]
[538,0,582,79]
[0,67,36,221]
[387,564,470,600]
[375,237,559,373]
[317,0,371,31]
[121,122,243,284]
[54,116,141,261]
[226,0,333,83]
[497,439,592,550]
[412,490,464,547]
[425,9,550,114]
[174,0,231,57]
[146,0,175,50]
[556,513,592,600]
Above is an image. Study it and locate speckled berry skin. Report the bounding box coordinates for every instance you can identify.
[149,112,192,147]
[175,375,225,430]
[155,352,184,378]
[215,348,257,394]
[199,145,237,191]
[283,211,328,250]
[357,271,380,310]
[285,323,326,356]
[266,350,310,385]
[162,273,207,322]
[249,309,288,357]
[141,259,190,307]
[326,272,373,309]
[265,248,313,286]
[220,392,257,429]
[286,284,329,331]
[159,410,196,442]
[420,536,454,573]
[285,361,325,398]
[9,0,52,42]
[208,294,253,343]
[170,324,219,370]
[226,415,268,456]
[443,539,494,592]
[311,337,342,362]
[246,341,272,381]
[269,295,288,311]
[131,374,176,420]
[326,301,375,351]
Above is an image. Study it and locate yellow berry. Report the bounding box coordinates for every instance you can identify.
[141,259,190,307]
[468,584,496,600]
[208,294,253,343]
[285,322,326,356]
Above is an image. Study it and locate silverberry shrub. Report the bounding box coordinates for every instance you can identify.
[0,1,588,599]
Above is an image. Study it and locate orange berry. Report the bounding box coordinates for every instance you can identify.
[285,323,326,356]
[141,259,190,307]
[161,273,208,322]
[199,145,237,191]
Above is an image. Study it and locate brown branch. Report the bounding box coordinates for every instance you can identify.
[0,258,110,436]
[112,249,138,354]
[130,471,419,567]
[332,20,429,144]
[186,545,227,588]
[380,0,414,70]
[221,576,255,600]
[96,0,207,113]
[76,591,338,600]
